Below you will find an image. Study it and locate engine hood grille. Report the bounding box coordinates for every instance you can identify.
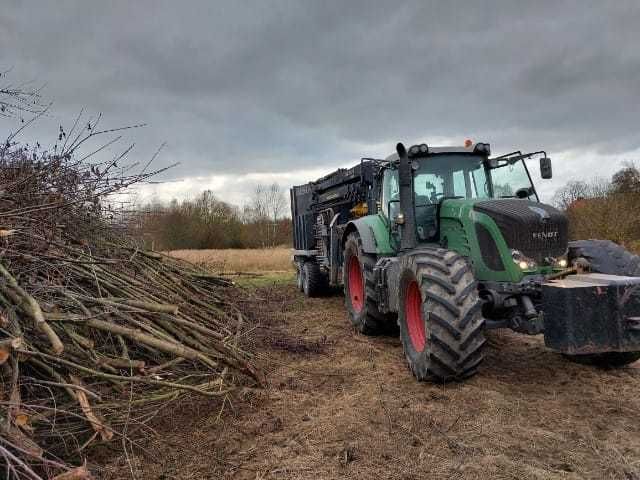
[473,199,568,262]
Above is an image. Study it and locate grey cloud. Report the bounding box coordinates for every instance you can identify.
[2,0,640,183]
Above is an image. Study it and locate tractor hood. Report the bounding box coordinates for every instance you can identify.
[472,199,569,263]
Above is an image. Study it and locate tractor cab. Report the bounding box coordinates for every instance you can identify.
[383,142,555,258]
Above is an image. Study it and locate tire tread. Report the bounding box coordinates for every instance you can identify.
[398,249,486,382]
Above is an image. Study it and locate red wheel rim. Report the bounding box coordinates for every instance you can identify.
[348,256,364,313]
[405,281,426,352]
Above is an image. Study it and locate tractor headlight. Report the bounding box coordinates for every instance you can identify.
[512,249,537,270]
[546,254,569,269]
[553,257,568,269]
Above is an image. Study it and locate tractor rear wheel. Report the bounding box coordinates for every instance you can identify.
[302,261,326,297]
[398,248,486,382]
[343,232,390,335]
[565,239,640,368]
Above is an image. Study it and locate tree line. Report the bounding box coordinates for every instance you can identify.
[551,163,640,252]
[131,164,640,252]
[131,183,292,250]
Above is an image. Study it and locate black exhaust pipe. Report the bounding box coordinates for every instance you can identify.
[396,142,417,251]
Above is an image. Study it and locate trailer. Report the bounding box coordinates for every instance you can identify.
[291,159,386,294]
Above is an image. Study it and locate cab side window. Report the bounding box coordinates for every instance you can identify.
[381,169,400,219]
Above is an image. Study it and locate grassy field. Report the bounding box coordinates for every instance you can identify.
[169,247,293,273]
[168,247,295,287]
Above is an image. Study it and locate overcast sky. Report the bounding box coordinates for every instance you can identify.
[2,1,640,205]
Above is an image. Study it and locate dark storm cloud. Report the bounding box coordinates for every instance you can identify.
[2,0,640,179]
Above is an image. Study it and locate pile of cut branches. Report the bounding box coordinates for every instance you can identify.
[0,131,260,479]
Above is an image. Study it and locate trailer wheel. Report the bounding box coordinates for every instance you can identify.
[296,263,305,292]
[302,261,326,297]
[398,248,486,382]
[565,240,640,367]
[343,233,390,335]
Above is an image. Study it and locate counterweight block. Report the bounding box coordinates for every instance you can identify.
[543,274,640,355]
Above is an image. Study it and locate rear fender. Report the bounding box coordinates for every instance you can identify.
[342,215,394,256]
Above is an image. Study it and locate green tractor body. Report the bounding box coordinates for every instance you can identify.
[291,141,640,381]
[349,197,564,282]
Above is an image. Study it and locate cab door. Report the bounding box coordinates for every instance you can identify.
[379,167,400,252]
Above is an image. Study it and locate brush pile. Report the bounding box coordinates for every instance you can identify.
[0,136,260,479]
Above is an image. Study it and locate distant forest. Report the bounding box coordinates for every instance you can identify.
[552,163,640,253]
[131,163,640,252]
[131,183,292,250]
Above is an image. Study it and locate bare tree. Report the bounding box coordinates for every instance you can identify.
[251,183,286,221]
[552,177,610,210]
[248,183,287,247]
[0,69,46,118]
[611,161,640,194]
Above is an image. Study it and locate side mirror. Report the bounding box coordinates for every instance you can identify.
[515,187,532,199]
[540,157,552,179]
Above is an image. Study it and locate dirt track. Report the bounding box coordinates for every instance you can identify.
[103,282,640,480]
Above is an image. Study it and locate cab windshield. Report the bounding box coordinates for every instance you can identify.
[487,158,538,201]
[411,154,490,240]
[411,154,538,202]
[413,154,490,202]
[380,154,539,242]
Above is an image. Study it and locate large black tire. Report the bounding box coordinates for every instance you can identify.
[568,239,640,277]
[302,261,326,297]
[565,239,640,368]
[343,232,391,335]
[397,248,486,382]
[564,351,640,368]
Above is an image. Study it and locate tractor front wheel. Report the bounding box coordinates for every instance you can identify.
[564,351,640,368]
[569,239,640,277]
[398,249,486,382]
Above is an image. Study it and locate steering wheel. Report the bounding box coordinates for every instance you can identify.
[430,192,444,203]
[515,187,532,199]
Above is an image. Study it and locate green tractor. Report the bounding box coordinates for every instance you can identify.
[290,141,640,381]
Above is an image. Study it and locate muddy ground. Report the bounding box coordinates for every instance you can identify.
[102,282,640,480]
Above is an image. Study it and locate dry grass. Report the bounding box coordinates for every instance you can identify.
[102,284,640,480]
[628,240,640,255]
[168,247,293,273]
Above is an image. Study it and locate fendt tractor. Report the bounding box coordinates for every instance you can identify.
[290,140,640,381]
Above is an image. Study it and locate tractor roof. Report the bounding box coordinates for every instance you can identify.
[384,143,487,162]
